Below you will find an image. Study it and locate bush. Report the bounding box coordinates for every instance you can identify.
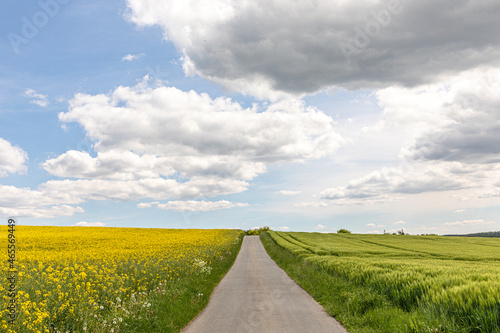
[246,226,271,235]
[337,229,351,234]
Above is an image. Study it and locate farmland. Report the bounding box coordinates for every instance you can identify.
[262,231,500,333]
[1,226,243,333]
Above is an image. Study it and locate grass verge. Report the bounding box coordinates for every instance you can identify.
[259,232,463,333]
[122,233,244,333]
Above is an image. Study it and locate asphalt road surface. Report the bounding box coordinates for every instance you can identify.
[182,235,348,333]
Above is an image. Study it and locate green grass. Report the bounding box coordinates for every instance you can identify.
[260,231,500,333]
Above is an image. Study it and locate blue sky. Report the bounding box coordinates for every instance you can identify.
[1,0,500,234]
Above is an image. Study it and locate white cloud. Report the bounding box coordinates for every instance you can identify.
[277,190,302,196]
[0,182,85,219]
[0,203,84,219]
[393,221,406,225]
[315,224,326,230]
[456,187,500,202]
[122,53,145,61]
[137,202,159,208]
[0,184,81,208]
[24,88,48,107]
[0,138,28,177]
[278,226,290,231]
[320,164,467,204]
[74,221,106,227]
[27,80,343,217]
[54,81,341,178]
[454,209,466,213]
[40,178,248,202]
[43,150,176,180]
[321,68,500,205]
[0,177,246,219]
[394,68,500,165]
[156,200,248,212]
[126,0,500,97]
[294,202,328,208]
[443,219,495,227]
[367,223,386,228]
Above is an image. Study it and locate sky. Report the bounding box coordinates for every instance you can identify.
[1,0,500,234]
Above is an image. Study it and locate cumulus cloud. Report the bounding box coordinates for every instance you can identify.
[0,177,247,219]
[43,150,176,180]
[74,221,106,227]
[443,219,495,227]
[277,190,302,196]
[0,138,28,177]
[36,80,342,212]
[126,0,500,97]
[56,82,341,169]
[315,224,326,230]
[294,202,328,208]
[396,68,500,165]
[122,53,145,61]
[321,68,500,205]
[156,200,248,212]
[137,202,159,208]
[393,221,406,225]
[4,77,340,219]
[0,201,84,219]
[367,223,386,228]
[320,164,468,204]
[5,80,343,219]
[24,88,48,107]
[39,178,248,202]
[0,182,84,219]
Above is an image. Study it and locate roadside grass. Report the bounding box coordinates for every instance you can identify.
[124,233,244,333]
[259,232,463,333]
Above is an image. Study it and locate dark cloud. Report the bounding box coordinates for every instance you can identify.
[320,68,500,204]
[128,0,500,96]
[410,122,500,164]
[404,69,500,164]
[320,165,467,203]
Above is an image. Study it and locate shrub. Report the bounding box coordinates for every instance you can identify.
[246,226,271,235]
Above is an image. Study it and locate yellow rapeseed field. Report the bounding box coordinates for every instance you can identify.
[1,226,242,332]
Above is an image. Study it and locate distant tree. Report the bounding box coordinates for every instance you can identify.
[397,229,405,235]
[446,231,500,238]
[246,226,271,235]
[337,229,351,234]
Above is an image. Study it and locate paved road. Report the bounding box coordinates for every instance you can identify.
[182,236,348,333]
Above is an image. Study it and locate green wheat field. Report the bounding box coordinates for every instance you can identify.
[263,231,500,333]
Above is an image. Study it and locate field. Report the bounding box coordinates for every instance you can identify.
[1,226,243,333]
[263,231,500,333]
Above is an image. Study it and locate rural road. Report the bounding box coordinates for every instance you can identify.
[182,235,348,333]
